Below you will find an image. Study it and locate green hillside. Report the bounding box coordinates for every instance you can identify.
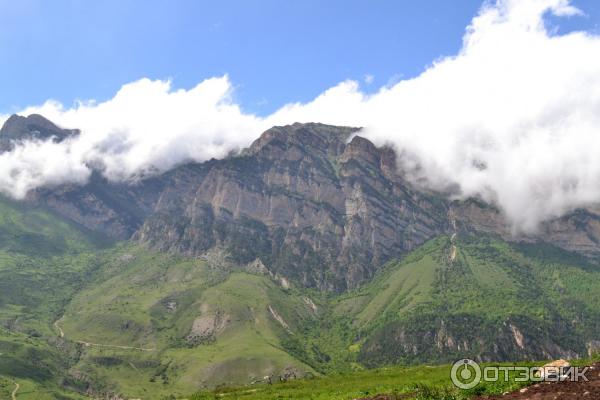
[58,247,318,398]
[333,235,600,367]
[259,234,600,377]
[188,360,550,400]
[2,194,600,399]
[0,196,111,399]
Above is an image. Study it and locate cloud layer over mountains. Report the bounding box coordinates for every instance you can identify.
[1,0,600,232]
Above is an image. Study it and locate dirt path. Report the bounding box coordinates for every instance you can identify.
[449,243,457,262]
[449,231,458,262]
[75,340,155,352]
[474,362,600,400]
[53,319,64,338]
[11,381,19,400]
[53,317,154,351]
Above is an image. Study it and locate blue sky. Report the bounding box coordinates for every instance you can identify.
[2,0,595,116]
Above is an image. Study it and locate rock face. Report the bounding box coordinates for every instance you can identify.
[26,171,166,240]
[0,114,78,152]
[186,305,230,346]
[133,123,448,290]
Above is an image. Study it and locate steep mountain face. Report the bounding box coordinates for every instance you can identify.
[0,114,79,152]
[27,172,166,240]
[135,123,449,290]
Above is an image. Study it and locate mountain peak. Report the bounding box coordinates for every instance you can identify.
[0,113,79,153]
[246,122,361,157]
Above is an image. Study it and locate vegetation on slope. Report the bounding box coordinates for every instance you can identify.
[3,193,600,399]
[188,359,565,400]
[0,196,111,399]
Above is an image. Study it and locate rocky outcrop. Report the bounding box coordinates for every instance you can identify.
[0,114,79,153]
[26,171,166,240]
[186,306,230,346]
[359,314,582,367]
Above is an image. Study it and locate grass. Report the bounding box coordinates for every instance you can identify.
[0,196,113,398]
[187,360,556,400]
[59,254,318,398]
[0,326,88,399]
[353,254,438,327]
[1,377,89,400]
[190,363,456,400]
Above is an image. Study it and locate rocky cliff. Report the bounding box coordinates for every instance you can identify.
[0,114,78,153]
[134,123,449,290]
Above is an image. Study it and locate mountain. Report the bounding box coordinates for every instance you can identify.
[12,115,600,290]
[24,119,450,291]
[2,115,600,399]
[0,195,109,399]
[353,235,600,367]
[134,123,450,291]
[453,200,600,261]
[0,114,79,153]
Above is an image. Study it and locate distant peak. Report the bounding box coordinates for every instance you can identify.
[246,122,362,156]
[1,113,59,132]
[0,114,79,153]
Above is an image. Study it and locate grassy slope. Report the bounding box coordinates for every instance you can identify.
[325,234,600,367]
[273,234,600,374]
[59,248,318,399]
[0,196,111,399]
[188,360,555,400]
[186,234,600,400]
[0,197,106,335]
[3,193,600,399]
[188,355,600,400]
[0,195,318,399]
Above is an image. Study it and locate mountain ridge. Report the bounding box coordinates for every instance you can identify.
[0,114,79,153]
[4,114,600,290]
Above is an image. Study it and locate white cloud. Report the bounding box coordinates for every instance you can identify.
[2,0,600,232]
[0,76,266,195]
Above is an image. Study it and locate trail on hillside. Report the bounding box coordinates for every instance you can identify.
[53,319,64,338]
[448,211,458,262]
[53,317,154,352]
[449,233,457,262]
[11,382,19,400]
[75,340,155,352]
